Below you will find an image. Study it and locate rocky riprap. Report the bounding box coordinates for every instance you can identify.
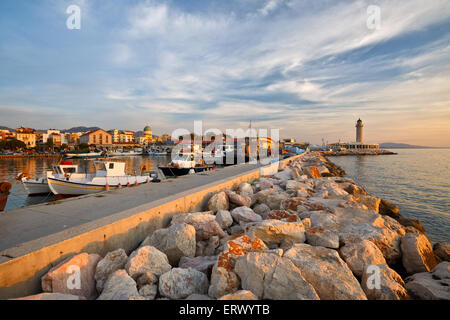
[15,152,449,300]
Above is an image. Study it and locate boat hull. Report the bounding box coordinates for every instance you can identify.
[47,177,151,198]
[158,166,211,177]
[23,181,52,195]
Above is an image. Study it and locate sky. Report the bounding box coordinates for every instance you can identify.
[0,0,449,146]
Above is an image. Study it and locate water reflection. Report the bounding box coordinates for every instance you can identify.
[0,155,171,211]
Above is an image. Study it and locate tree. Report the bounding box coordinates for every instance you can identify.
[46,139,54,152]
[78,143,89,151]
[0,138,26,151]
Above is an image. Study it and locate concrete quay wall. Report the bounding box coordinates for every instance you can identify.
[0,153,306,299]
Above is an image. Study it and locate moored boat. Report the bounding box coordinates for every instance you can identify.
[17,161,80,195]
[65,151,104,159]
[47,161,155,198]
[158,153,213,177]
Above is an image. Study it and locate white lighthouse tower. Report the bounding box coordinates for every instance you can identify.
[356,118,363,144]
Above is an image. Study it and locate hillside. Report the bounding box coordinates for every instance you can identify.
[380,142,435,149]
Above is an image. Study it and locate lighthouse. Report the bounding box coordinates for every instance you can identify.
[356,118,363,143]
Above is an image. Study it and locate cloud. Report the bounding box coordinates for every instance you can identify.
[0,0,449,146]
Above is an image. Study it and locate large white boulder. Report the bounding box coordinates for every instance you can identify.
[171,211,226,241]
[284,244,367,300]
[159,268,209,299]
[234,252,319,300]
[207,191,229,212]
[231,206,262,223]
[142,223,196,266]
[95,249,128,293]
[339,240,387,278]
[246,219,306,248]
[125,246,172,280]
[97,270,140,300]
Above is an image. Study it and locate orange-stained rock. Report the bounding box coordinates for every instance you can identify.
[306,166,321,179]
[219,290,258,300]
[280,198,304,211]
[217,235,268,272]
[246,219,306,248]
[267,210,299,222]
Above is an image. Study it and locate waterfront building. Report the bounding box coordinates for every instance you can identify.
[138,136,149,146]
[161,134,172,144]
[48,133,62,147]
[79,129,112,147]
[16,127,36,148]
[38,129,62,145]
[68,133,83,146]
[108,129,120,143]
[108,129,136,143]
[120,130,135,143]
[0,130,15,142]
[144,125,153,140]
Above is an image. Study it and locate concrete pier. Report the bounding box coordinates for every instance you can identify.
[0,154,303,299]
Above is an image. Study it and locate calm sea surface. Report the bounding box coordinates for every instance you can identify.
[0,156,170,212]
[330,149,450,243]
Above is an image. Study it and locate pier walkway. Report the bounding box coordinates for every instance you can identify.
[0,162,262,252]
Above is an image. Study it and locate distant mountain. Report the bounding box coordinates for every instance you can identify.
[0,126,13,131]
[62,126,101,133]
[380,142,436,149]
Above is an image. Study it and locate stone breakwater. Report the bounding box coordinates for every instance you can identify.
[322,149,397,156]
[12,152,449,300]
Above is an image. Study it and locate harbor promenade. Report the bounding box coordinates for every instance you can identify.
[0,162,264,253]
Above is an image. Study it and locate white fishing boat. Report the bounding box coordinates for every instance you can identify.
[65,151,104,159]
[145,147,169,156]
[47,161,155,198]
[17,161,80,195]
[108,151,141,156]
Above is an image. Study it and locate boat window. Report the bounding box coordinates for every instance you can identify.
[63,167,77,174]
[95,163,106,171]
[109,163,114,169]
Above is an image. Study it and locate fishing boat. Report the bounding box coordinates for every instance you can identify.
[203,144,235,165]
[47,161,155,198]
[17,161,80,195]
[145,147,170,156]
[108,149,142,157]
[158,153,212,177]
[65,151,104,159]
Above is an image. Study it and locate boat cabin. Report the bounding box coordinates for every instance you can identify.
[52,164,79,175]
[94,161,127,177]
